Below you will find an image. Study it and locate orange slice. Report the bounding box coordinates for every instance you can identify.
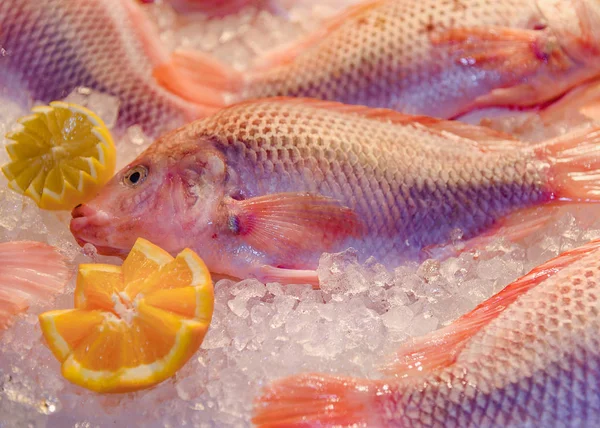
[1,101,116,210]
[39,238,214,393]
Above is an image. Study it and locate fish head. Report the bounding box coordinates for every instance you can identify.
[536,0,600,64]
[70,135,229,259]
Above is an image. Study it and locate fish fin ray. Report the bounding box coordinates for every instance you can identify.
[252,373,383,427]
[432,26,574,108]
[251,0,385,72]
[535,126,600,201]
[432,26,572,74]
[153,49,242,113]
[382,238,600,378]
[227,192,364,260]
[257,265,319,287]
[0,241,70,330]
[570,0,600,54]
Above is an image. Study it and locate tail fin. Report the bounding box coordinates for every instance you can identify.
[153,49,244,114]
[0,241,70,330]
[252,373,385,427]
[534,126,600,201]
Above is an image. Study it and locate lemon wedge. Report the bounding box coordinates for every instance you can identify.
[1,101,116,210]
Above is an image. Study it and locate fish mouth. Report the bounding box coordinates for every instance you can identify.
[70,204,126,257]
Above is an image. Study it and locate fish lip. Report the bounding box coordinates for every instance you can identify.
[69,217,126,257]
[70,231,127,258]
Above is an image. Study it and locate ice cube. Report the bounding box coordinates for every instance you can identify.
[476,257,507,281]
[63,87,120,130]
[382,306,414,333]
[250,302,272,325]
[270,295,297,328]
[407,312,439,337]
[318,248,370,296]
[176,376,205,401]
[227,279,266,318]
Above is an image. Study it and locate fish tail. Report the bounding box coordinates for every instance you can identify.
[252,372,386,427]
[0,241,70,330]
[535,126,600,201]
[152,49,244,116]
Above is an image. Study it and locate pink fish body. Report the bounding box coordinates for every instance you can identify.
[0,0,214,136]
[157,0,600,120]
[253,238,600,427]
[70,98,600,285]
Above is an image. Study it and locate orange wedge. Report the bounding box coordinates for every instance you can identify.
[39,238,214,393]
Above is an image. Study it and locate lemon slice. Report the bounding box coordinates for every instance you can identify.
[39,238,214,393]
[1,101,116,210]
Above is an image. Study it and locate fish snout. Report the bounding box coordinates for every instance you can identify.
[72,203,94,219]
[70,203,113,244]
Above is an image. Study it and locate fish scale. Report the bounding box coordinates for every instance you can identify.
[244,0,540,117]
[84,101,543,268]
[381,250,600,426]
[0,0,201,137]
[71,98,600,283]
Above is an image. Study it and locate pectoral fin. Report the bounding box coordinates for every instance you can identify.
[225,192,364,260]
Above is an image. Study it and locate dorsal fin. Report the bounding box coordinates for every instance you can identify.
[229,97,521,151]
[251,0,385,72]
[379,238,600,378]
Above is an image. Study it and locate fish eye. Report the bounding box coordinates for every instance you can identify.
[123,165,148,188]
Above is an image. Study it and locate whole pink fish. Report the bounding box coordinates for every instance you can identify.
[253,238,600,427]
[69,98,600,285]
[156,0,600,119]
[0,0,216,137]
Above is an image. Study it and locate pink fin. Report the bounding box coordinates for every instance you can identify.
[382,238,600,378]
[580,103,600,121]
[0,241,70,330]
[570,0,600,55]
[257,265,319,287]
[534,126,600,201]
[226,193,364,259]
[433,26,573,108]
[252,373,384,427]
[231,97,519,152]
[533,78,600,126]
[153,49,242,113]
[252,0,384,72]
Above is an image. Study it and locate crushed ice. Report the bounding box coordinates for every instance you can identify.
[2,1,600,427]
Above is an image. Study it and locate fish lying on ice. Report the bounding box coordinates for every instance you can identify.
[155,0,600,119]
[0,0,216,137]
[0,241,69,330]
[253,238,600,426]
[70,97,600,285]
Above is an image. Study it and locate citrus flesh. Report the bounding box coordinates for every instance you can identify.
[1,101,116,210]
[39,238,214,393]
